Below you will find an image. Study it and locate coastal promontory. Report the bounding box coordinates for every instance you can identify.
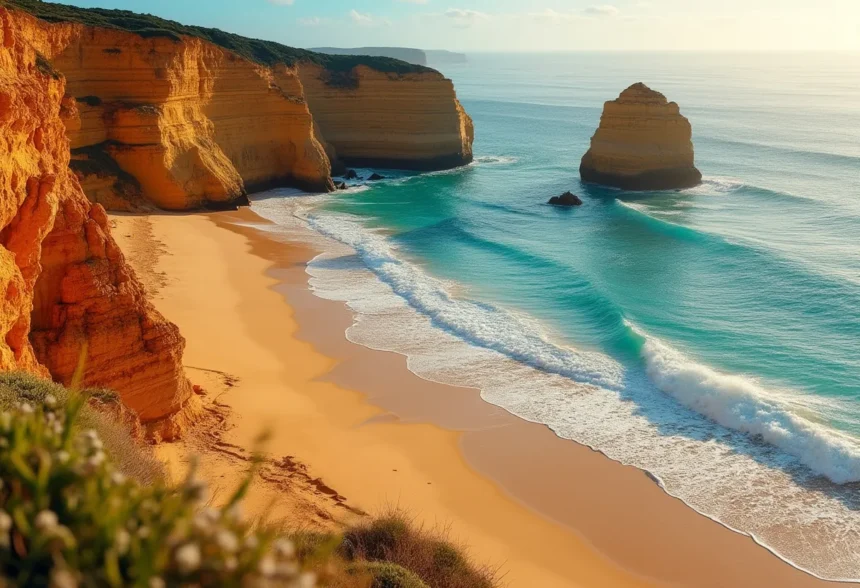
[6,1,474,212]
[580,83,701,191]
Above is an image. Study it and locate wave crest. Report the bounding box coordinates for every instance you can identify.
[639,329,860,484]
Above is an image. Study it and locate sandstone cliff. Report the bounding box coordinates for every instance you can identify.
[580,83,701,191]
[0,7,192,438]
[9,0,474,211]
[47,26,333,211]
[299,64,474,171]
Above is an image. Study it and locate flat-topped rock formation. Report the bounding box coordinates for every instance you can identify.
[580,83,701,191]
[299,64,474,172]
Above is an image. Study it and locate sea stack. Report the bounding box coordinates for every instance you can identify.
[580,83,702,191]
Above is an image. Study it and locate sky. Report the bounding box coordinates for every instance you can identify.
[55,0,860,52]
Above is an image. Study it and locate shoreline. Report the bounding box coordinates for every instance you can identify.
[112,206,845,587]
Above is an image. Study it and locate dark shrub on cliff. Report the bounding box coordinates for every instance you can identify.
[340,512,497,588]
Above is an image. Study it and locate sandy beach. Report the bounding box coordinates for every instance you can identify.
[110,207,843,588]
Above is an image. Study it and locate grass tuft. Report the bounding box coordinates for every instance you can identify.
[337,510,499,588]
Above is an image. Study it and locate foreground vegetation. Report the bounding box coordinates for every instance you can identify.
[0,374,498,587]
[5,0,433,75]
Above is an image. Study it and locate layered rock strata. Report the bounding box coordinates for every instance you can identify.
[9,1,474,211]
[47,27,333,210]
[299,64,474,171]
[580,83,701,191]
[0,7,193,438]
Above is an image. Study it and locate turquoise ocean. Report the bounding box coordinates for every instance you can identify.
[251,52,860,580]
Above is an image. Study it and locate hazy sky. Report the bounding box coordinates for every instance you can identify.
[56,0,860,51]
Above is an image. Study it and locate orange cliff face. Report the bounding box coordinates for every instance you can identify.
[0,7,193,438]
[298,64,474,171]
[41,25,334,211]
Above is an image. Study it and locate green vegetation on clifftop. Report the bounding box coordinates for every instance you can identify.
[5,0,435,75]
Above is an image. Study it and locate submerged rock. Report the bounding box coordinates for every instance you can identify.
[367,173,386,181]
[548,192,583,206]
[334,181,348,190]
[344,169,359,180]
[580,83,702,191]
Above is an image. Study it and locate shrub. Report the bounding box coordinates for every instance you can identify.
[0,390,314,587]
[350,562,428,588]
[338,512,497,588]
[0,373,161,484]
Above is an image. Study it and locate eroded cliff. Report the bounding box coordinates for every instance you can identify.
[46,26,333,210]
[0,6,193,438]
[299,64,474,171]
[8,0,475,211]
[580,83,701,191]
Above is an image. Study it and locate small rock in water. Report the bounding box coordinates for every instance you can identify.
[344,169,358,180]
[548,191,583,206]
[367,173,386,181]
[334,181,348,190]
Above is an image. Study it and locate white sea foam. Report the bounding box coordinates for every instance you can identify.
[683,176,745,195]
[638,328,860,484]
[248,191,860,580]
[472,155,519,166]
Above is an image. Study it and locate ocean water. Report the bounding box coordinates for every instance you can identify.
[251,52,860,580]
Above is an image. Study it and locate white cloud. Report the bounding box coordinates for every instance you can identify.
[444,8,489,28]
[529,8,581,23]
[584,5,620,17]
[347,10,390,27]
[349,9,374,25]
[298,17,323,26]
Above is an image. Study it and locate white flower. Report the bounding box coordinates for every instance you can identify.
[175,543,202,575]
[258,555,276,577]
[274,538,295,559]
[298,571,317,588]
[244,535,259,550]
[87,451,106,468]
[115,529,131,554]
[148,577,166,588]
[0,510,12,532]
[275,561,299,577]
[44,394,58,408]
[35,510,59,531]
[216,530,238,553]
[55,451,71,464]
[49,568,77,588]
[224,556,238,572]
[192,512,214,534]
[138,526,151,539]
[111,472,127,486]
[18,403,34,415]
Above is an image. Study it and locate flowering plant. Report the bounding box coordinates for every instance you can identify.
[0,390,313,587]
